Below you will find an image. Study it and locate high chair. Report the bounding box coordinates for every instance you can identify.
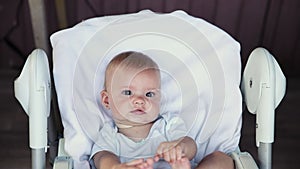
[14,10,286,169]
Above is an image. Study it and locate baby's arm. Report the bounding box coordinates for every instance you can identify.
[93,151,154,169]
[156,136,197,162]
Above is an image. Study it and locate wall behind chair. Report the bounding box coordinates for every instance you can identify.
[0,0,299,77]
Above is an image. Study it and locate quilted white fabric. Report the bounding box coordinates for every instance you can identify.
[50,10,242,169]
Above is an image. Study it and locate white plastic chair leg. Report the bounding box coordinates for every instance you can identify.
[258,143,272,169]
[32,148,46,169]
[231,151,258,169]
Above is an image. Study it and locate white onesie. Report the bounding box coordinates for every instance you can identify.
[90,116,192,167]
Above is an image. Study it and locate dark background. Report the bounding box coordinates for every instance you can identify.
[1,0,300,77]
[0,0,299,169]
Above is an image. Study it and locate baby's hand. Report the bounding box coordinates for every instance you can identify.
[136,158,156,169]
[155,140,185,163]
[111,159,147,169]
[119,158,155,169]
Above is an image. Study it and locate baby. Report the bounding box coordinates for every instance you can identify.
[91,51,197,169]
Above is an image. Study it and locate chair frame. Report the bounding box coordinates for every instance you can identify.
[14,47,286,169]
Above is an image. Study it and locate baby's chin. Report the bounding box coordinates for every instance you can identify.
[134,117,159,125]
[118,112,158,122]
[126,114,158,122]
[116,119,156,128]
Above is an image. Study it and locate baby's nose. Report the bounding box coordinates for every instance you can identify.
[132,96,145,105]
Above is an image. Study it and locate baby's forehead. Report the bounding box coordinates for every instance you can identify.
[121,70,160,84]
[110,65,160,76]
[107,67,161,86]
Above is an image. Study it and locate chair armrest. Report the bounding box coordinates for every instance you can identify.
[230,151,258,169]
[53,138,73,169]
[53,156,73,169]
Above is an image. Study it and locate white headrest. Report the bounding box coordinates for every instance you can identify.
[51,10,242,168]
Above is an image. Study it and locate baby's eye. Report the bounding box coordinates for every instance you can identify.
[145,91,155,97]
[121,90,132,96]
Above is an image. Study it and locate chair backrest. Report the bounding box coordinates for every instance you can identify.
[50,10,243,168]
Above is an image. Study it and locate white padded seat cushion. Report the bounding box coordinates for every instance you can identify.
[50,10,242,169]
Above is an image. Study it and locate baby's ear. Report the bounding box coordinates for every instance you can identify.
[100,90,110,109]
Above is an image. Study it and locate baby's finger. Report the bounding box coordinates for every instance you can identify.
[145,158,155,165]
[153,155,160,162]
[169,147,176,162]
[163,150,171,162]
[156,142,166,155]
[136,162,148,169]
[175,146,182,160]
[128,167,140,169]
[126,159,144,166]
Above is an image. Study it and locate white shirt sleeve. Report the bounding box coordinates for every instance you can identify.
[90,124,118,160]
[165,116,189,141]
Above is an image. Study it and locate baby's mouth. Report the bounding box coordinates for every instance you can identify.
[130,109,146,115]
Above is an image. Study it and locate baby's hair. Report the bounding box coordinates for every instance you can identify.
[104,51,160,90]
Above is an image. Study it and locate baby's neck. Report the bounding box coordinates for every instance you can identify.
[118,122,153,142]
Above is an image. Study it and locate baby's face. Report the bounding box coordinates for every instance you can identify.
[105,68,161,127]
